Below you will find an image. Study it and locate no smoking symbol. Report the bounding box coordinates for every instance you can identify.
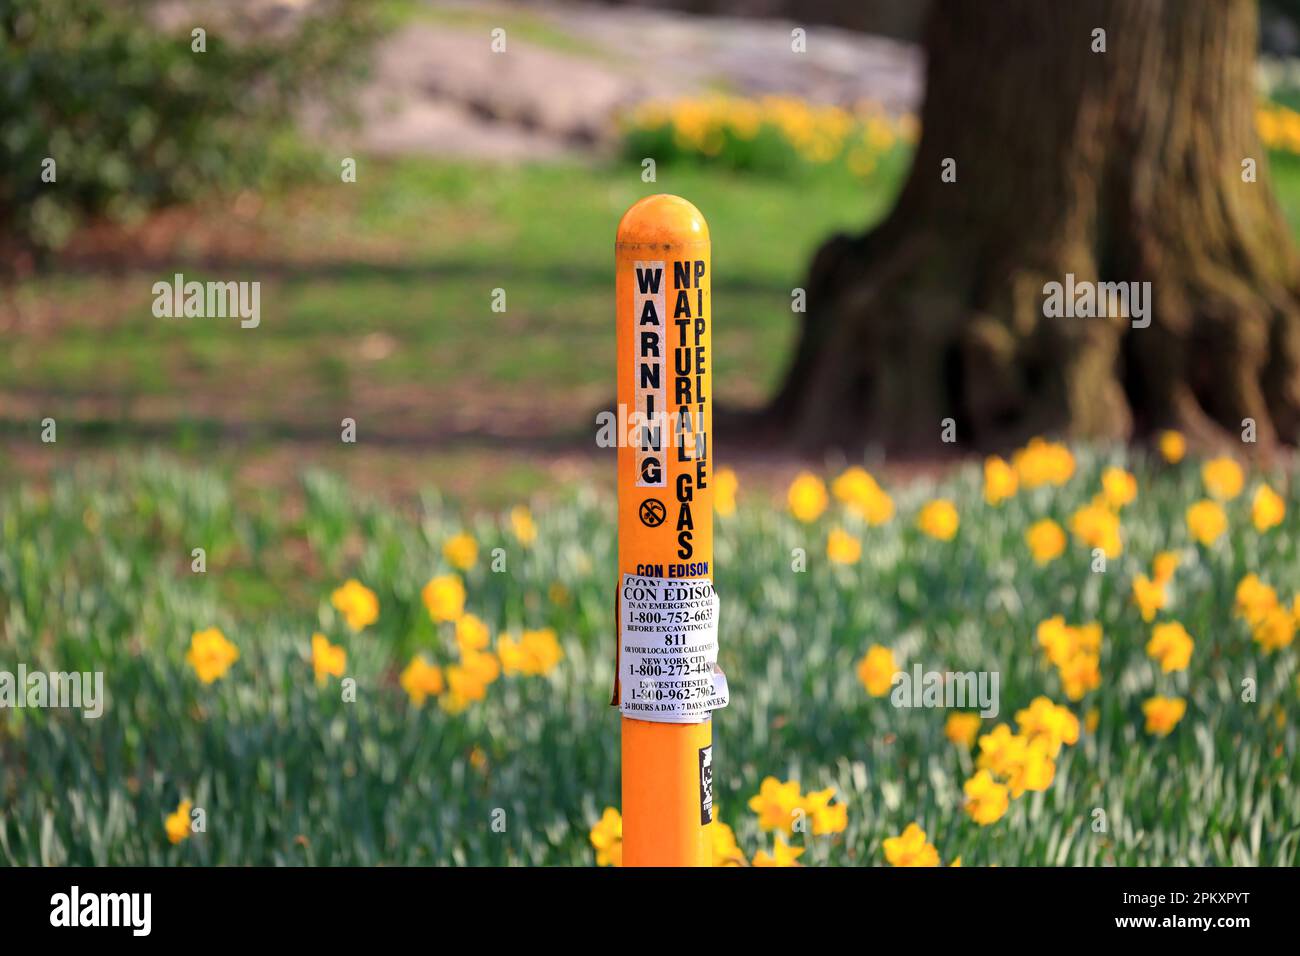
[639,498,666,528]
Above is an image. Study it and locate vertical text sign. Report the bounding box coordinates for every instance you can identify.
[634,261,666,488]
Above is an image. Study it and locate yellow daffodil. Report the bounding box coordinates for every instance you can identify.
[714,467,738,517]
[510,505,537,546]
[1158,429,1186,463]
[442,533,478,570]
[1252,483,1285,532]
[1235,573,1279,625]
[496,634,528,675]
[856,644,898,697]
[422,574,466,623]
[1142,695,1187,736]
[454,613,491,655]
[399,655,444,707]
[1131,573,1167,623]
[590,808,622,866]
[1068,500,1122,557]
[524,628,564,675]
[747,776,803,832]
[976,724,1026,777]
[832,466,893,524]
[1012,437,1076,488]
[1186,499,1227,546]
[916,499,959,540]
[1058,651,1101,701]
[831,465,875,507]
[1004,737,1056,797]
[1035,616,1074,668]
[310,632,346,685]
[1013,696,1079,757]
[1101,466,1137,509]
[710,820,746,866]
[1152,550,1179,585]
[859,485,895,524]
[983,455,1018,505]
[1146,621,1193,673]
[753,835,805,867]
[1036,617,1101,670]
[1085,708,1100,735]
[826,527,862,565]
[330,579,379,632]
[1253,605,1296,653]
[963,770,1010,825]
[185,627,239,684]
[787,472,828,523]
[1075,622,1103,654]
[977,723,1058,797]
[1025,518,1066,565]
[444,650,500,711]
[1202,456,1244,500]
[165,799,192,845]
[498,628,564,676]
[802,787,848,835]
[882,822,940,867]
[944,712,982,749]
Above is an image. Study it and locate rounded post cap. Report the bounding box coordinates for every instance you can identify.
[617,194,709,247]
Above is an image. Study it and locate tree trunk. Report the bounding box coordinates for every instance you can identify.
[769,0,1300,454]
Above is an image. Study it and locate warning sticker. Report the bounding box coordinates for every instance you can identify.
[632,260,667,489]
[618,574,729,723]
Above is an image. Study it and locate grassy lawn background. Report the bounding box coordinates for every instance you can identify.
[7,145,1300,504]
[0,156,902,505]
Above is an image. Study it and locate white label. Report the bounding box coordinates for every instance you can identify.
[618,574,728,723]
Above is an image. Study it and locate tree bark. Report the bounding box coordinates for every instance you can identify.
[769,0,1300,454]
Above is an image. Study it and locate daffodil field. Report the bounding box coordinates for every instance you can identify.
[621,96,1300,183]
[621,95,917,179]
[2,435,1299,866]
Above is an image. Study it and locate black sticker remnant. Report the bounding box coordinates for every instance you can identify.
[699,745,714,825]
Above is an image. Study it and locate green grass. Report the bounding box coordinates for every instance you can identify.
[1269,150,1300,229]
[0,157,898,502]
[8,142,1300,501]
[1,449,1297,865]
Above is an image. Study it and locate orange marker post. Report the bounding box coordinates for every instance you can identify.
[614,195,725,867]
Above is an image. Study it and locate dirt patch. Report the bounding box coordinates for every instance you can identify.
[314,0,922,161]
